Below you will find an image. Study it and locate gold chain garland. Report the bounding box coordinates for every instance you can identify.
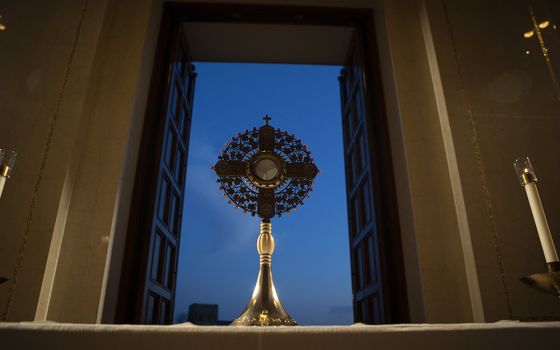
[442,0,514,319]
[528,4,560,102]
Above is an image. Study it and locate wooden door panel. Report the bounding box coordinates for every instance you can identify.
[163,241,176,290]
[366,235,378,285]
[134,25,195,325]
[340,34,384,324]
[150,230,166,284]
[159,298,171,323]
[164,128,178,174]
[157,175,170,227]
[175,146,187,186]
[146,292,158,323]
[169,190,181,237]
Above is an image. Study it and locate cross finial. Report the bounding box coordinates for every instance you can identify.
[263,114,271,125]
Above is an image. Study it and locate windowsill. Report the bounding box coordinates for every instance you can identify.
[1,321,559,349]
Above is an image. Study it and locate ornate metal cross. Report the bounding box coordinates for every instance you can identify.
[263,114,271,125]
[213,116,318,221]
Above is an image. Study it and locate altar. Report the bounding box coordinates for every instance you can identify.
[1,322,560,350]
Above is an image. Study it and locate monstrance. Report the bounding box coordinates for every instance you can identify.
[213,115,318,326]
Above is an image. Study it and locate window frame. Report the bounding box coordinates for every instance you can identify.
[115,2,408,324]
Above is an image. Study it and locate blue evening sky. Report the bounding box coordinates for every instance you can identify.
[174,62,352,325]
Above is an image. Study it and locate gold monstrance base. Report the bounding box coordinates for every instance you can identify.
[231,221,297,326]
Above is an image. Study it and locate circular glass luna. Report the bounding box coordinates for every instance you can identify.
[254,158,279,180]
[247,152,285,188]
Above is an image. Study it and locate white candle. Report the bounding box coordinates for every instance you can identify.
[524,180,559,263]
[0,175,5,199]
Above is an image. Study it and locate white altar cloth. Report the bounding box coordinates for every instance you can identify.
[1,321,559,350]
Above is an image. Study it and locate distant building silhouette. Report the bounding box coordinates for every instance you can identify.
[187,303,231,325]
[188,303,217,325]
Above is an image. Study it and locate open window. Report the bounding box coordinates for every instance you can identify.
[116,3,408,325]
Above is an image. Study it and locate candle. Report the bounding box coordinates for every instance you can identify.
[0,174,5,198]
[514,157,559,263]
[0,149,16,199]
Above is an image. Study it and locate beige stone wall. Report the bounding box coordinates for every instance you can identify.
[0,0,160,322]
[423,0,560,321]
[378,0,480,323]
[3,0,557,324]
[0,0,110,321]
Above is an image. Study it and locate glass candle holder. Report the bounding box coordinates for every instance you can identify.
[0,148,17,177]
[0,149,16,199]
[0,149,17,177]
[513,156,537,186]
